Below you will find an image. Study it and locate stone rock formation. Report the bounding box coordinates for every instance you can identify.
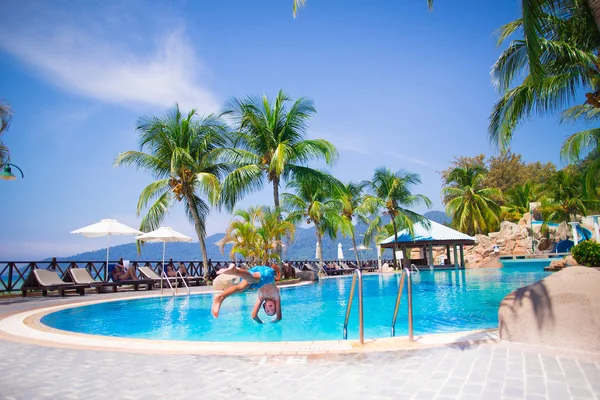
[498,267,600,352]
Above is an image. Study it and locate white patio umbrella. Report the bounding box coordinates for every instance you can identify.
[135,227,192,268]
[135,227,193,292]
[71,218,143,281]
[337,243,344,260]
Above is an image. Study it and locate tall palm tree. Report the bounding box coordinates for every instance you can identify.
[538,169,592,224]
[114,106,230,280]
[222,90,338,259]
[336,181,371,267]
[489,0,600,150]
[442,165,502,236]
[501,181,542,221]
[364,167,432,269]
[282,174,342,270]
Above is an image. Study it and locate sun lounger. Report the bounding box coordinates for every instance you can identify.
[338,262,357,275]
[139,266,202,286]
[21,269,88,297]
[68,268,153,293]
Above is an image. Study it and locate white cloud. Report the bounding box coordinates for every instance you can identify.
[310,130,372,155]
[0,22,219,113]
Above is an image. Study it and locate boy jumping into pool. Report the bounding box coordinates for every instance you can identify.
[211,263,282,324]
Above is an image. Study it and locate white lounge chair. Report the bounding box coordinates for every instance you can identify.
[21,269,88,297]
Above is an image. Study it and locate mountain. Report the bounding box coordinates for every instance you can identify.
[53,211,450,262]
[424,210,451,226]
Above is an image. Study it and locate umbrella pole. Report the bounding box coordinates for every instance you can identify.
[106,235,110,282]
[161,241,165,295]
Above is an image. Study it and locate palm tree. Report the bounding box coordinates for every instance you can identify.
[364,167,432,269]
[335,181,371,267]
[114,105,230,280]
[538,169,592,224]
[219,206,295,265]
[222,90,338,259]
[0,101,13,164]
[501,181,542,222]
[442,165,502,236]
[282,174,342,271]
[489,1,600,150]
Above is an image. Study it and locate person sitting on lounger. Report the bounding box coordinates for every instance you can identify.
[211,263,281,324]
[166,260,190,277]
[111,258,138,281]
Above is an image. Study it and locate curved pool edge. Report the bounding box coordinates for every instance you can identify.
[0,291,500,355]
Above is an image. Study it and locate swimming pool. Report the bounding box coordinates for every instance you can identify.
[41,266,550,342]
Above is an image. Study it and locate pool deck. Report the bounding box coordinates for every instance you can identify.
[1,285,599,399]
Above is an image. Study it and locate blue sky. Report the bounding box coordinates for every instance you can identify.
[0,0,592,260]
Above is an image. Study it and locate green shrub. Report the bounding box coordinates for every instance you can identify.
[571,240,600,267]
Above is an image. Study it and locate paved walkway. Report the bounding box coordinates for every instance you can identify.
[1,294,599,400]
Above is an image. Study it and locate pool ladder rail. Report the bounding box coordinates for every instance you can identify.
[343,269,364,344]
[391,267,414,341]
[160,270,190,296]
[343,267,414,345]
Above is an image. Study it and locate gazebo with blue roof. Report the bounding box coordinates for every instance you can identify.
[378,218,476,269]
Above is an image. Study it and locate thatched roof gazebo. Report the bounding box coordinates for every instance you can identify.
[379,219,476,269]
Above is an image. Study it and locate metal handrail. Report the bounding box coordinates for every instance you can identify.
[391,267,414,341]
[161,270,176,296]
[177,270,190,295]
[410,263,420,273]
[342,269,364,345]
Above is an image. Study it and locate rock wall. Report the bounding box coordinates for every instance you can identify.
[463,213,593,268]
[498,267,600,352]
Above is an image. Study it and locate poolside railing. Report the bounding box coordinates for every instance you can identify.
[391,267,414,341]
[0,259,390,293]
[342,269,364,344]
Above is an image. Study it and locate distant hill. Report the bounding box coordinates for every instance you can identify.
[424,210,451,226]
[53,212,451,262]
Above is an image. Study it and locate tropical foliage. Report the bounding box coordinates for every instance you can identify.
[364,167,431,268]
[442,165,502,235]
[571,239,600,266]
[219,206,295,265]
[282,174,342,269]
[501,182,541,222]
[537,169,593,224]
[335,181,372,267]
[114,105,230,279]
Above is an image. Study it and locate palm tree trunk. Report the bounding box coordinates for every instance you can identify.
[184,191,210,280]
[587,0,600,34]
[391,215,400,270]
[272,178,284,264]
[351,231,361,268]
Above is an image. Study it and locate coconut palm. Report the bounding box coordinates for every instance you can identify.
[442,165,502,236]
[114,105,230,280]
[335,181,371,267]
[222,90,338,259]
[282,174,342,271]
[364,167,432,269]
[489,0,600,149]
[219,206,295,265]
[538,169,592,224]
[501,181,542,222]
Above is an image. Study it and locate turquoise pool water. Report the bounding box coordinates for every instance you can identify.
[41,266,550,342]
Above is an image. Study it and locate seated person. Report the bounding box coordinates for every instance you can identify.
[166,261,190,277]
[111,258,138,281]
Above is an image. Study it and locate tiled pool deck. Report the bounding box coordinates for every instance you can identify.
[1,287,599,400]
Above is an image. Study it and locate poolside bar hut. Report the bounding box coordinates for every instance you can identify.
[378,219,476,269]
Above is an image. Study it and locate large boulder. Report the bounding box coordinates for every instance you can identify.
[212,274,241,290]
[498,267,600,352]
